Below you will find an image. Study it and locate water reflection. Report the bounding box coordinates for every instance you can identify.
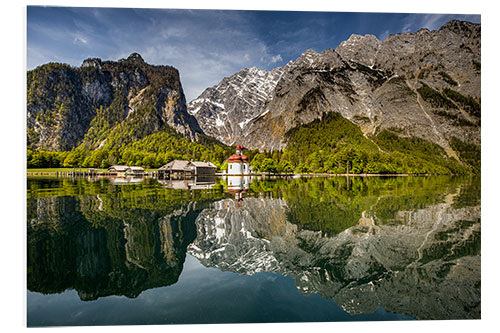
[158,176,217,190]
[27,175,480,322]
[110,176,145,185]
[225,175,252,201]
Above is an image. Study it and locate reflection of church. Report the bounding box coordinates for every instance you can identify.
[226,176,251,202]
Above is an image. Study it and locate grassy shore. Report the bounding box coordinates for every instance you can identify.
[27,168,158,174]
[27,168,445,177]
[27,168,97,174]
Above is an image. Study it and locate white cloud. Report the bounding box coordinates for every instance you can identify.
[270,54,283,63]
[73,33,88,45]
[134,12,279,101]
[419,14,450,31]
[400,14,480,35]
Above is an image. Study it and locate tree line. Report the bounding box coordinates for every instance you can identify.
[28,112,480,175]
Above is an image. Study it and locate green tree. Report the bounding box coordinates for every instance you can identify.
[100,159,111,169]
[141,154,155,168]
[250,153,266,171]
[278,160,294,174]
[63,151,79,167]
[220,160,229,173]
[261,158,278,174]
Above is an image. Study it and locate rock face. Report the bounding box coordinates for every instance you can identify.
[187,67,284,146]
[189,20,480,154]
[27,53,202,151]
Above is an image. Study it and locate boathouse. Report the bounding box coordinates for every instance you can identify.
[158,160,192,179]
[190,161,217,176]
[108,165,129,176]
[158,160,217,179]
[227,145,250,175]
[126,166,145,176]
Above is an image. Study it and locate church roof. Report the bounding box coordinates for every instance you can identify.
[228,154,243,162]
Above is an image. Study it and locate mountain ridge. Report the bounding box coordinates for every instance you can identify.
[27,52,203,151]
[26,20,481,173]
[189,20,480,161]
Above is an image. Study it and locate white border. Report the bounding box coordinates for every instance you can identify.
[3,1,497,332]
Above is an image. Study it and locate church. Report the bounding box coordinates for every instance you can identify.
[227,145,250,175]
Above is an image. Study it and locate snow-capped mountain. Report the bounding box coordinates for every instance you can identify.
[187,66,284,146]
[189,20,480,155]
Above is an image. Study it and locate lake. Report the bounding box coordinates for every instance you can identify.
[26,175,480,326]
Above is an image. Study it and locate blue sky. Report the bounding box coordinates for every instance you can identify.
[27,6,480,101]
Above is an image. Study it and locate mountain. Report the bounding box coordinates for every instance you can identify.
[27,20,481,173]
[189,20,481,163]
[187,66,284,146]
[27,53,202,151]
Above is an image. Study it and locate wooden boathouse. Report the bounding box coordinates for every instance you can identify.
[108,165,129,176]
[125,166,145,176]
[157,160,216,179]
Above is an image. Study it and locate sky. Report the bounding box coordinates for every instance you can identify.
[27,6,480,102]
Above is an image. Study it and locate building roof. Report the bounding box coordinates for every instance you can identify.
[228,154,249,163]
[108,165,129,172]
[127,166,145,171]
[158,160,192,171]
[191,161,217,168]
[228,154,243,162]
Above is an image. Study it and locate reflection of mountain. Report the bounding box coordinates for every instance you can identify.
[27,196,201,301]
[188,177,480,320]
[189,198,295,274]
[27,176,480,319]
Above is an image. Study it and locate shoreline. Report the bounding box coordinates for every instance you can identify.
[27,170,475,177]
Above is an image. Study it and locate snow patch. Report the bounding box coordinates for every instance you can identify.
[215,117,225,127]
[211,101,225,109]
[190,105,202,115]
[238,118,252,129]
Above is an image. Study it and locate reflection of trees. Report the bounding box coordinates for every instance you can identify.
[248,175,477,236]
[27,186,215,300]
[27,176,481,319]
[189,176,481,319]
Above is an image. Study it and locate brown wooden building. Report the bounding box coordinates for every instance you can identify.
[158,160,216,179]
[108,165,129,176]
[126,166,145,175]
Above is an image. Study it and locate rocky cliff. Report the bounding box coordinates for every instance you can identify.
[27,53,202,151]
[188,67,284,146]
[189,20,480,156]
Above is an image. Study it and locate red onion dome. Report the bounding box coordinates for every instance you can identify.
[235,144,244,150]
[228,154,243,162]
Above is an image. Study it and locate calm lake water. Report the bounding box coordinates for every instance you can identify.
[27,175,480,326]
